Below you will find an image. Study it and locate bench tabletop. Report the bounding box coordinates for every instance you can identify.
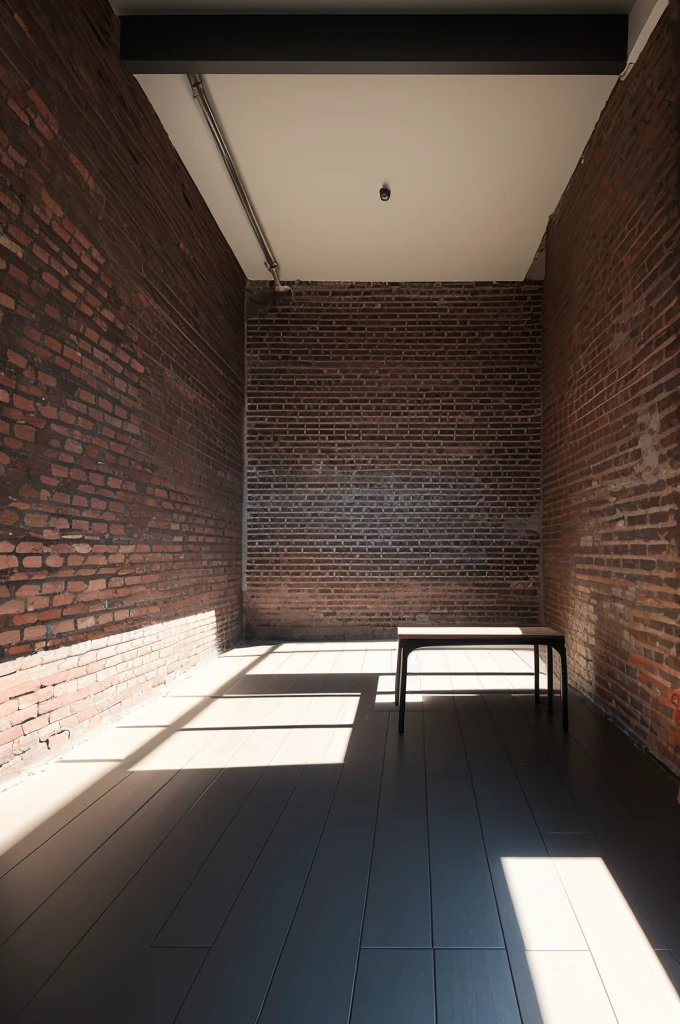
[397,625,564,641]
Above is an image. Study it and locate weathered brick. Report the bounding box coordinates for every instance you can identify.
[0,0,244,776]
[542,12,679,772]
[246,282,542,639]
[0,725,23,746]
[46,729,71,751]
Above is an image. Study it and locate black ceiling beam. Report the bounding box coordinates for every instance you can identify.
[120,13,628,75]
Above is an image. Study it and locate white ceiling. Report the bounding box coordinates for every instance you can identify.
[137,72,615,280]
[120,0,630,279]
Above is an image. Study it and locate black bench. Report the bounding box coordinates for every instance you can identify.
[395,626,569,733]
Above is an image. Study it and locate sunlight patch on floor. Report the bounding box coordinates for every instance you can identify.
[525,951,618,1023]
[502,856,587,951]
[375,692,424,704]
[0,761,116,858]
[0,642,549,864]
[130,725,354,770]
[59,692,363,771]
[503,856,680,1023]
[552,856,680,1023]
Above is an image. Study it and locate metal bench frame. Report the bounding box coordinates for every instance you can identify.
[395,628,569,734]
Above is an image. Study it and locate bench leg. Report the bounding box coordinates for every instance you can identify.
[534,645,540,704]
[394,643,403,706]
[398,647,409,734]
[547,645,554,716]
[558,643,569,732]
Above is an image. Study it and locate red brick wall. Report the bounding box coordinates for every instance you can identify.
[246,282,542,639]
[542,11,680,770]
[0,1,245,777]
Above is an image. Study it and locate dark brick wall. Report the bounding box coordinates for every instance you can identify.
[542,10,680,770]
[0,0,245,776]
[246,282,542,639]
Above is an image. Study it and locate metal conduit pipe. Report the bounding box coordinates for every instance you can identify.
[188,73,290,292]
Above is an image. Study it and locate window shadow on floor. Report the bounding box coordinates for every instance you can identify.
[0,644,679,1022]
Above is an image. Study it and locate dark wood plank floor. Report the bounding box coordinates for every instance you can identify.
[1,642,679,1023]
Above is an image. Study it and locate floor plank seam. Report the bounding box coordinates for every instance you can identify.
[251,767,345,1023]
[509,691,680,1012]
[150,657,331,949]
[484,695,580,842]
[9,766,226,1023]
[424,743,438,1024]
[457,697,526,1024]
[569,695,680,793]
[4,647,679,1024]
[345,702,391,1024]
[425,772,471,778]
[514,694,680,879]
[565,704,680,857]
[148,766,266,947]
[0,772,128,882]
[360,944,507,950]
[170,653,350,1024]
[0,768,187,955]
[153,943,212,949]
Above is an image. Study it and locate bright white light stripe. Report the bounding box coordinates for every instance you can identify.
[503,856,680,1023]
[552,857,680,1023]
[128,727,354,770]
[375,693,423,704]
[501,857,587,951]
[525,951,618,1023]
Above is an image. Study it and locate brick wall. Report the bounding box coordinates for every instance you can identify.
[246,282,542,639]
[542,10,680,770]
[0,0,245,777]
